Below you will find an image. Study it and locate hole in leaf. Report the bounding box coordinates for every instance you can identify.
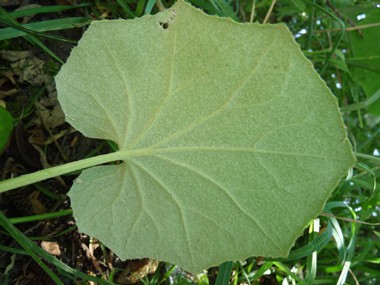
[159,21,169,30]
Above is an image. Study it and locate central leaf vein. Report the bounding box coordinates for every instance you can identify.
[126,17,179,151]
[121,147,353,162]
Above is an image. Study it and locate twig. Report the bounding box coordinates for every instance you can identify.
[314,22,380,33]
[250,0,256,23]
[321,213,380,225]
[340,2,380,12]
[348,268,360,285]
[326,31,344,113]
[263,0,276,24]
[155,0,165,12]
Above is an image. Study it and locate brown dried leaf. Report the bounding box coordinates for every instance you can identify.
[0,70,19,99]
[0,50,33,62]
[34,102,65,129]
[41,241,61,256]
[27,128,45,147]
[34,88,66,129]
[117,259,159,284]
[0,88,18,99]
[28,191,47,215]
[11,57,49,86]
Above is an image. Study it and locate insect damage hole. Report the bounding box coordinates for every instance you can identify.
[157,9,175,31]
[158,21,169,30]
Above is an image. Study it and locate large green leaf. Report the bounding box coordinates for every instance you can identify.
[55,0,356,274]
[0,106,13,152]
[351,8,380,116]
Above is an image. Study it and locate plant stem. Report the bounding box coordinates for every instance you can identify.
[0,152,122,193]
[314,22,380,33]
[263,0,276,24]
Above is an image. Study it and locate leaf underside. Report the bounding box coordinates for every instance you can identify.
[56,0,356,274]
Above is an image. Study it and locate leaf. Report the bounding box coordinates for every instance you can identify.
[0,105,13,152]
[215,261,233,285]
[351,8,380,116]
[55,0,356,274]
[263,218,333,262]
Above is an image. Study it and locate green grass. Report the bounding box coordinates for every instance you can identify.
[0,0,379,284]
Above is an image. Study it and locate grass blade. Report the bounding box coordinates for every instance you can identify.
[0,210,117,284]
[145,0,157,14]
[8,209,72,224]
[0,7,63,64]
[340,88,380,112]
[8,3,90,18]
[303,0,345,75]
[0,17,90,41]
[215,261,233,285]
[0,211,63,285]
[305,219,319,284]
[264,219,332,262]
[247,261,273,282]
[115,0,136,18]
[273,262,307,285]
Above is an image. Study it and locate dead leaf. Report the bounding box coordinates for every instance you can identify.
[117,259,159,284]
[0,50,33,62]
[34,86,66,129]
[34,102,65,129]
[41,241,61,256]
[0,70,19,99]
[69,135,79,148]
[27,128,45,147]
[28,191,47,215]
[0,70,17,85]
[14,4,42,24]
[46,128,76,145]
[0,88,18,99]
[81,242,107,280]
[11,57,49,86]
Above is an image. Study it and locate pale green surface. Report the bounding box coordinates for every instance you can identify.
[55,0,356,274]
[351,8,380,116]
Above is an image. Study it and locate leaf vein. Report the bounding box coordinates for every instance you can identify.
[98,31,130,146]
[154,154,283,251]
[141,147,352,162]
[125,161,146,248]
[129,159,195,268]
[126,19,179,151]
[60,81,120,142]
[149,31,281,149]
